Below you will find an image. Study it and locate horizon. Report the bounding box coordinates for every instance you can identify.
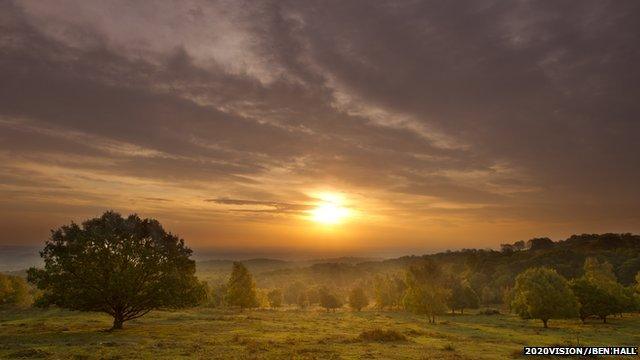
[2,232,636,271]
[1,1,640,253]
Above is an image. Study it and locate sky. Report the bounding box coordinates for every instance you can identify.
[1,1,639,258]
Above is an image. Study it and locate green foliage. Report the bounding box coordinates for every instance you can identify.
[526,237,554,251]
[583,257,617,284]
[27,211,205,329]
[403,259,449,323]
[226,262,259,310]
[296,290,310,309]
[571,278,613,322]
[267,288,283,308]
[318,287,342,312]
[448,282,479,314]
[0,274,32,309]
[283,281,306,305]
[203,282,228,308]
[511,267,579,328]
[572,258,635,322]
[374,274,405,310]
[348,286,369,311]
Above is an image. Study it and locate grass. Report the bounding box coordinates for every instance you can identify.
[1,307,639,359]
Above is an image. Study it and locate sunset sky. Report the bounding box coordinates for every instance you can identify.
[1,1,639,257]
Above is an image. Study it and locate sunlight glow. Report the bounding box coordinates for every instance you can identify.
[309,192,351,225]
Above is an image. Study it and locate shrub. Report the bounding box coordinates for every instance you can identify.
[357,328,407,342]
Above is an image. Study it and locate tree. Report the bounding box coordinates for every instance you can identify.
[571,278,613,323]
[284,281,306,305]
[447,282,479,314]
[318,287,342,312]
[27,211,205,330]
[583,257,617,284]
[267,288,283,309]
[513,240,526,251]
[374,275,393,309]
[636,272,640,293]
[226,262,259,311]
[403,259,449,323]
[348,286,369,311]
[374,274,406,310]
[203,282,228,308]
[296,291,310,309]
[0,274,32,309]
[500,244,514,254]
[510,267,578,328]
[526,237,554,251]
[577,258,631,322]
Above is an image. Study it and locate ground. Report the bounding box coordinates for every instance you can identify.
[1,308,638,359]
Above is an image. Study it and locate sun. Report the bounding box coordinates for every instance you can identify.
[309,193,351,225]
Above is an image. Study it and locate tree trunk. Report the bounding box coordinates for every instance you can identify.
[602,316,607,323]
[112,314,124,330]
[542,319,548,328]
[461,309,464,315]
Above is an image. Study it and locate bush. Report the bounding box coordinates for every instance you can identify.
[357,328,407,342]
[480,308,501,315]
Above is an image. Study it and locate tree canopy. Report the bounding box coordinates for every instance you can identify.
[447,281,479,314]
[348,286,369,311]
[403,259,450,323]
[511,267,578,328]
[267,288,283,308]
[0,274,32,309]
[571,258,636,322]
[27,211,205,329]
[226,262,259,311]
[319,287,342,312]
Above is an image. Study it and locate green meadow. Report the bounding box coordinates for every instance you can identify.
[1,308,638,359]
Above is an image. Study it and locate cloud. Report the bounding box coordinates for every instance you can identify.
[206,198,313,214]
[1,0,639,248]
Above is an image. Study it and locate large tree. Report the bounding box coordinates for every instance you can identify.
[573,258,635,322]
[226,262,259,311]
[403,259,449,323]
[27,211,205,329]
[571,278,613,323]
[511,267,578,328]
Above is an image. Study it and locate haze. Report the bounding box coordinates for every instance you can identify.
[1,1,639,257]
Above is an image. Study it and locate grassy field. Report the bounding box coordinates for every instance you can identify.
[1,308,639,359]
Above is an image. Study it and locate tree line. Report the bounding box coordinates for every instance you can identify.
[212,256,640,328]
[6,211,640,330]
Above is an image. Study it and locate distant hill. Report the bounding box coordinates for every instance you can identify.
[0,246,42,272]
[196,256,379,276]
